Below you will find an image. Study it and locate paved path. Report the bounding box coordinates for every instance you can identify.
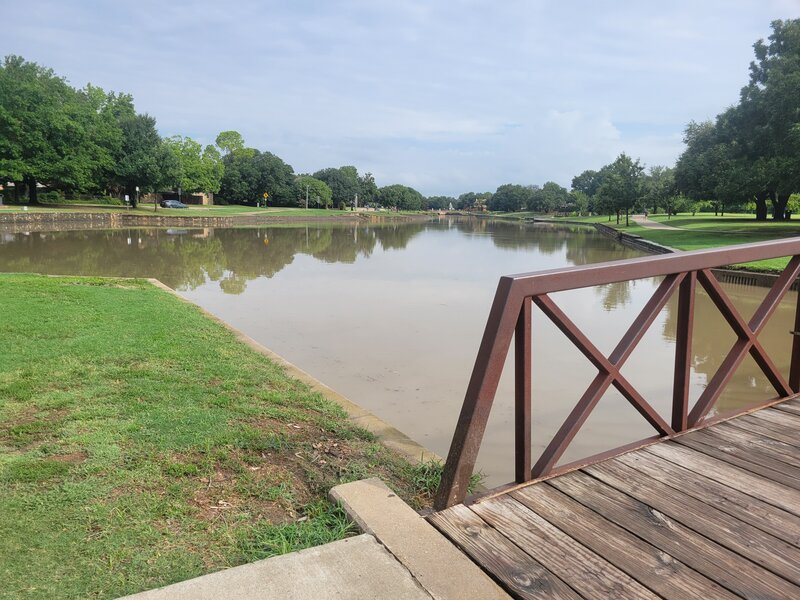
[632,214,680,230]
[121,478,508,600]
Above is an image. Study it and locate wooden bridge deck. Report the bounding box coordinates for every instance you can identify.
[429,398,800,599]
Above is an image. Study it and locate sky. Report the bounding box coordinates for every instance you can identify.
[3,1,799,197]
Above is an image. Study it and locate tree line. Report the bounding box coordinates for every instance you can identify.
[568,19,800,222]
[2,19,797,216]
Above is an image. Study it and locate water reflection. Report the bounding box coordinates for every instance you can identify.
[0,219,634,294]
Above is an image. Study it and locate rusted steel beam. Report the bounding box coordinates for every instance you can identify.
[505,238,800,296]
[515,298,532,484]
[531,371,613,478]
[608,273,684,365]
[689,268,795,425]
[434,277,521,510]
[672,272,696,432]
[748,255,800,333]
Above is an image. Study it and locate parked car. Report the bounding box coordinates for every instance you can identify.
[160,199,188,209]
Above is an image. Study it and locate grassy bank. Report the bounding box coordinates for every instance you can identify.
[491,212,800,272]
[0,274,441,599]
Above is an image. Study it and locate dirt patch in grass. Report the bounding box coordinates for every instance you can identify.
[51,451,88,464]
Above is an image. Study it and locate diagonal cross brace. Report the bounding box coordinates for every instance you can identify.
[531,274,683,477]
[688,257,800,426]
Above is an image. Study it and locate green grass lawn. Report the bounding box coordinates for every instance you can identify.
[0,274,440,599]
[621,215,800,271]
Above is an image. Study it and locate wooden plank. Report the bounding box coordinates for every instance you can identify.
[772,400,800,417]
[548,470,800,598]
[675,434,800,491]
[694,424,800,469]
[471,495,659,600]
[747,406,800,429]
[510,484,738,600]
[724,415,800,448]
[645,441,800,516]
[617,447,800,545]
[429,503,580,599]
[584,459,800,584]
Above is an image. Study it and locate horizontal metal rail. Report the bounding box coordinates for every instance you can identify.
[434,238,800,510]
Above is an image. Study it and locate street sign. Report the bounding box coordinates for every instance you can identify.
[263,192,269,199]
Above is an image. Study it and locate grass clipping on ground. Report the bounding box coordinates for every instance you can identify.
[0,274,441,599]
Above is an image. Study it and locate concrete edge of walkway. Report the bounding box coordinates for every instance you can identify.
[330,477,511,600]
[145,278,442,466]
[119,534,433,600]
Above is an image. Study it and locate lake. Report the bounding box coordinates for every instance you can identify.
[1,217,795,485]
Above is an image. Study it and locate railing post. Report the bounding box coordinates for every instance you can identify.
[791,274,800,393]
[515,297,532,483]
[672,271,696,431]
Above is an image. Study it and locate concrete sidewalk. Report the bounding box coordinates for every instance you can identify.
[122,534,431,600]
[122,478,509,600]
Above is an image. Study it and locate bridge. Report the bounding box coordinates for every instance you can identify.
[430,238,800,599]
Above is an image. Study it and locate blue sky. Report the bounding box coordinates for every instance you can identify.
[3,1,798,196]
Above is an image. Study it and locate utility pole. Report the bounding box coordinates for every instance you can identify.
[354,193,358,211]
[306,185,309,209]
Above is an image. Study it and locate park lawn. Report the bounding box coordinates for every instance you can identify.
[620,217,800,272]
[0,274,442,599]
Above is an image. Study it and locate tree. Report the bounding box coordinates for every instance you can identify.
[488,184,532,212]
[313,166,361,205]
[215,130,245,156]
[571,169,603,197]
[674,20,800,221]
[570,191,590,216]
[425,195,456,210]
[457,191,492,210]
[164,135,224,195]
[740,19,800,220]
[595,153,644,226]
[113,112,174,205]
[537,181,570,213]
[0,56,122,202]
[358,172,378,206]
[642,166,675,214]
[217,149,295,205]
[295,174,332,208]
[377,184,424,210]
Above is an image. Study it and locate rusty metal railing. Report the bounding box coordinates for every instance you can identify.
[434,238,800,510]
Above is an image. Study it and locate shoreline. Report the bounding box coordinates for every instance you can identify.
[0,208,434,233]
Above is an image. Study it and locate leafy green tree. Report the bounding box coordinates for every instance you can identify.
[536,181,570,213]
[741,19,800,219]
[295,174,332,208]
[217,149,295,205]
[488,184,531,212]
[596,153,644,226]
[571,169,603,197]
[358,172,378,206]
[642,166,675,214]
[0,56,122,202]
[425,195,456,210]
[113,113,174,204]
[377,184,424,210]
[164,136,224,194]
[215,130,245,156]
[313,166,361,205]
[571,191,590,216]
[456,191,492,210]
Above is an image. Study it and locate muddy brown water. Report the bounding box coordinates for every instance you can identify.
[1,219,796,486]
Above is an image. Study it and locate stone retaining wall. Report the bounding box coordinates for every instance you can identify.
[0,210,399,233]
